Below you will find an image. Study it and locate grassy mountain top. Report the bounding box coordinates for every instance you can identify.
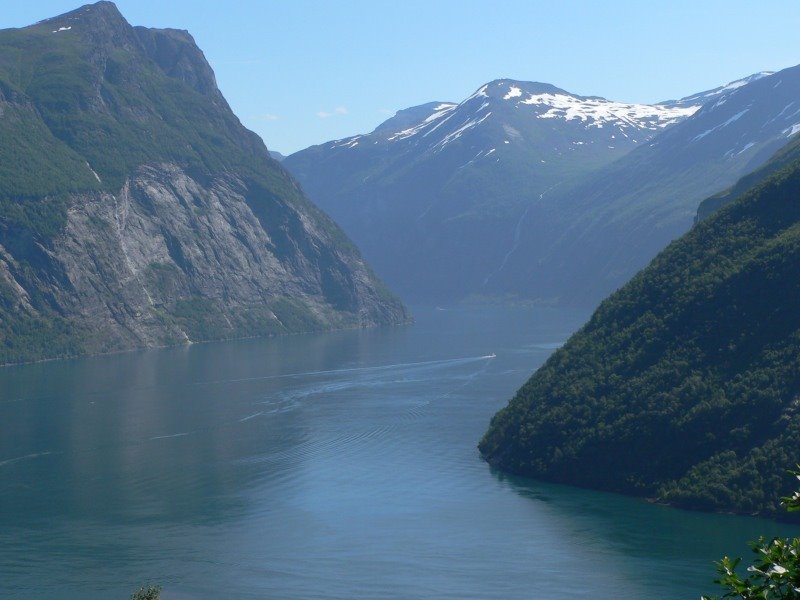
[0,2,329,239]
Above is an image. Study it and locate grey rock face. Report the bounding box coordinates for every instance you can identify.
[0,2,407,364]
[0,162,407,359]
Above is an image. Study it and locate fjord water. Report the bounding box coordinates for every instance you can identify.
[1,306,797,599]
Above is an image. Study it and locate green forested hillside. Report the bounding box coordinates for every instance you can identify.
[479,147,800,518]
[696,134,800,221]
[0,6,298,235]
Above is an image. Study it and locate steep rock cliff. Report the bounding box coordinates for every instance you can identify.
[0,2,407,364]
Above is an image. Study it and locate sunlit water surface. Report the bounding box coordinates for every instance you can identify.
[1,305,796,598]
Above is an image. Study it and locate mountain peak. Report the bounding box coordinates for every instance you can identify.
[35,1,140,51]
[134,26,223,100]
[40,1,128,28]
[0,1,409,363]
[77,1,122,15]
[473,79,570,101]
[660,71,776,108]
[30,2,222,102]
[372,101,455,135]
[461,78,698,132]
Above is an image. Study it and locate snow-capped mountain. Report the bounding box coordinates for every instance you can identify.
[321,79,698,160]
[285,79,700,302]
[494,82,697,130]
[659,71,774,108]
[491,65,800,305]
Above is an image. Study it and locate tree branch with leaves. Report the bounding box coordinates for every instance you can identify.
[703,469,800,599]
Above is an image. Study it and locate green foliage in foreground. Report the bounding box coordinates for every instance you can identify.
[479,142,800,518]
[131,584,161,600]
[703,471,800,599]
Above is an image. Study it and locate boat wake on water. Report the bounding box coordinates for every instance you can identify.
[195,354,497,387]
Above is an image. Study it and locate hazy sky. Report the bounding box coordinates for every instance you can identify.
[5,1,800,154]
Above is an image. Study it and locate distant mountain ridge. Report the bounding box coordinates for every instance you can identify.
[284,78,700,302]
[367,79,699,146]
[697,133,800,221]
[0,1,407,365]
[492,66,800,305]
[285,67,800,306]
[658,71,774,108]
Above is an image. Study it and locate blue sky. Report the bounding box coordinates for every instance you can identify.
[5,1,800,154]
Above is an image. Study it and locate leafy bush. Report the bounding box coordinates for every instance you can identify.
[131,584,161,600]
[703,471,800,599]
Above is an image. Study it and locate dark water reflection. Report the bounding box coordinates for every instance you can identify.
[1,305,796,598]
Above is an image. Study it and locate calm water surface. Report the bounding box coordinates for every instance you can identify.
[1,305,797,598]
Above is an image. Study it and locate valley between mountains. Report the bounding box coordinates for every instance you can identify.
[4,0,800,537]
[284,65,800,518]
[8,3,800,599]
[285,70,800,306]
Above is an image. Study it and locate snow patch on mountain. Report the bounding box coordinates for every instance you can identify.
[432,112,493,152]
[691,108,750,142]
[332,134,364,149]
[323,79,706,159]
[518,92,698,130]
[503,124,522,140]
[388,104,457,141]
[785,123,800,138]
[712,72,774,95]
[466,84,489,101]
[661,72,775,108]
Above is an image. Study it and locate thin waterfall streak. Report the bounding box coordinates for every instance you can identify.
[483,183,561,287]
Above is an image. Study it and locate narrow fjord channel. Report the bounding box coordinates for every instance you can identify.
[1,306,796,598]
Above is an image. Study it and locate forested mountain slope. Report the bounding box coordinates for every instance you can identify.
[697,134,800,221]
[480,141,800,518]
